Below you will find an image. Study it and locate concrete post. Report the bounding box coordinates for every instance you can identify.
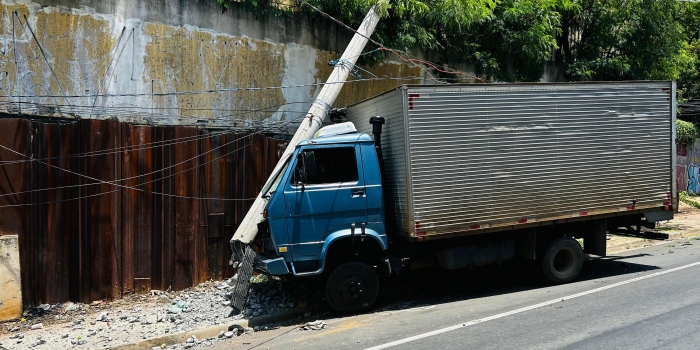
[0,235,22,321]
[230,4,383,245]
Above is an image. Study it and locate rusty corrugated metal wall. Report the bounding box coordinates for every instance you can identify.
[0,118,286,306]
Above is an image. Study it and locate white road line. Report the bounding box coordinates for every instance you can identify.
[364,261,700,350]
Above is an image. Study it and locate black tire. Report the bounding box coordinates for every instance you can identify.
[541,236,583,284]
[325,261,380,313]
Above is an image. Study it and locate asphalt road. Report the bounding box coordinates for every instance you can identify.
[214,237,700,350]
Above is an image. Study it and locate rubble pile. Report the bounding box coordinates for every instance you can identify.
[0,275,323,349]
[238,275,323,318]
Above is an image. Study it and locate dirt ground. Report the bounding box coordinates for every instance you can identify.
[607,202,700,255]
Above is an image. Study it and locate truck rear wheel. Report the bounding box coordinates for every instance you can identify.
[325,261,379,313]
[541,236,583,284]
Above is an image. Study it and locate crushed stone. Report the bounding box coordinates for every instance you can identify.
[0,275,323,349]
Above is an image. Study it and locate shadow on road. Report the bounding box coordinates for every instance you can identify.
[248,252,662,324]
[368,254,660,313]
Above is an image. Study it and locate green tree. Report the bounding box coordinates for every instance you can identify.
[560,0,694,82]
[460,0,571,81]
[220,0,700,94]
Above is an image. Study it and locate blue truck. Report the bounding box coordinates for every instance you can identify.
[232,82,676,313]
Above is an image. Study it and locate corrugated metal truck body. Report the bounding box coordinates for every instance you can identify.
[346,82,675,240]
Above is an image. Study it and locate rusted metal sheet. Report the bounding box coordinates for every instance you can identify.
[159,126,176,292]
[79,119,123,303]
[200,131,225,280]
[0,117,286,307]
[172,126,200,290]
[0,119,30,237]
[221,133,242,279]
[122,124,157,293]
[133,278,152,294]
[0,119,32,306]
[32,121,78,305]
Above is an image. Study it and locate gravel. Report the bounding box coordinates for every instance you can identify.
[0,275,323,349]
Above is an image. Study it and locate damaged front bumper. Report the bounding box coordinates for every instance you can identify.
[254,256,290,275]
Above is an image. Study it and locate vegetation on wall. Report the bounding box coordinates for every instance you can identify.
[680,191,700,205]
[677,120,699,146]
[217,0,700,99]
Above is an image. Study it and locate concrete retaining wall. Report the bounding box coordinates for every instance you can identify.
[0,0,430,128]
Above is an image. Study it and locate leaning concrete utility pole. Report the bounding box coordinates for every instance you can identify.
[230,4,383,246]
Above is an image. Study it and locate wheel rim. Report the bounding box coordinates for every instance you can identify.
[339,276,365,301]
[552,247,576,276]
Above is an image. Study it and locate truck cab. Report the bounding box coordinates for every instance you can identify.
[253,122,389,312]
[255,122,388,279]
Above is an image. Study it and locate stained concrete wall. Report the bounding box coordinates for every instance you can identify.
[0,0,429,129]
[0,235,22,321]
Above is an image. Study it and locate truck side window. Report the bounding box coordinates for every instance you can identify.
[292,147,358,185]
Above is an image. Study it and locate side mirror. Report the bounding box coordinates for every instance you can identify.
[296,151,316,189]
[296,153,306,187]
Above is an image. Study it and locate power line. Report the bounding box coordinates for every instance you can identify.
[0,115,303,207]
[1,76,424,99]
[0,132,244,196]
[1,100,312,113]
[300,1,481,81]
[0,107,307,165]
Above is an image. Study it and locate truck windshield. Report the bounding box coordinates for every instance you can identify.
[260,156,291,199]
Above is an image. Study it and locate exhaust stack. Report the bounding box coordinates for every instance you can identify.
[369,116,385,148]
[369,116,386,182]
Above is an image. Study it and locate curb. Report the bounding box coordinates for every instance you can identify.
[111,304,325,350]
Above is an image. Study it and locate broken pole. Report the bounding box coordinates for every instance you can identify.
[230,4,383,246]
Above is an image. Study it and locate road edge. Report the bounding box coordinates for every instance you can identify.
[111,304,324,350]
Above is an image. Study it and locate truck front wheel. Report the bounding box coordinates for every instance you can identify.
[325,261,379,313]
[541,236,583,284]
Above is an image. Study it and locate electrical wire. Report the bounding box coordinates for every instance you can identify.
[0,113,304,196]
[0,114,296,196]
[0,100,312,113]
[300,1,482,81]
[0,115,304,207]
[0,101,310,165]
[3,76,424,99]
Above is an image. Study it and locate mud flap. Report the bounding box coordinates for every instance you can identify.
[230,244,256,314]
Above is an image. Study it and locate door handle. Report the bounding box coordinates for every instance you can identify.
[350,188,365,197]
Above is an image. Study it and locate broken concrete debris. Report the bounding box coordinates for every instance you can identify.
[0,275,321,350]
[95,312,109,322]
[300,320,327,331]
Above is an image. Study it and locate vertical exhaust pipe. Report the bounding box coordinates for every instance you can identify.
[369,116,386,179]
[369,116,385,148]
[369,116,392,234]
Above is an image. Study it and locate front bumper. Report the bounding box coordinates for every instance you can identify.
[254,255,290,275]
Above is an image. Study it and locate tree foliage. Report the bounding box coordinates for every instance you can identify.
[677,119,699,145]
[219,0,700,99]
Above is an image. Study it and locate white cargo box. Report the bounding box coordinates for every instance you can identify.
[345,82,676,239]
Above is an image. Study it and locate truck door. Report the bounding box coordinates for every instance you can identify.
[283,145,368,258]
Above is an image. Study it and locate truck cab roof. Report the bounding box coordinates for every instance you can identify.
[298,132,373,146]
